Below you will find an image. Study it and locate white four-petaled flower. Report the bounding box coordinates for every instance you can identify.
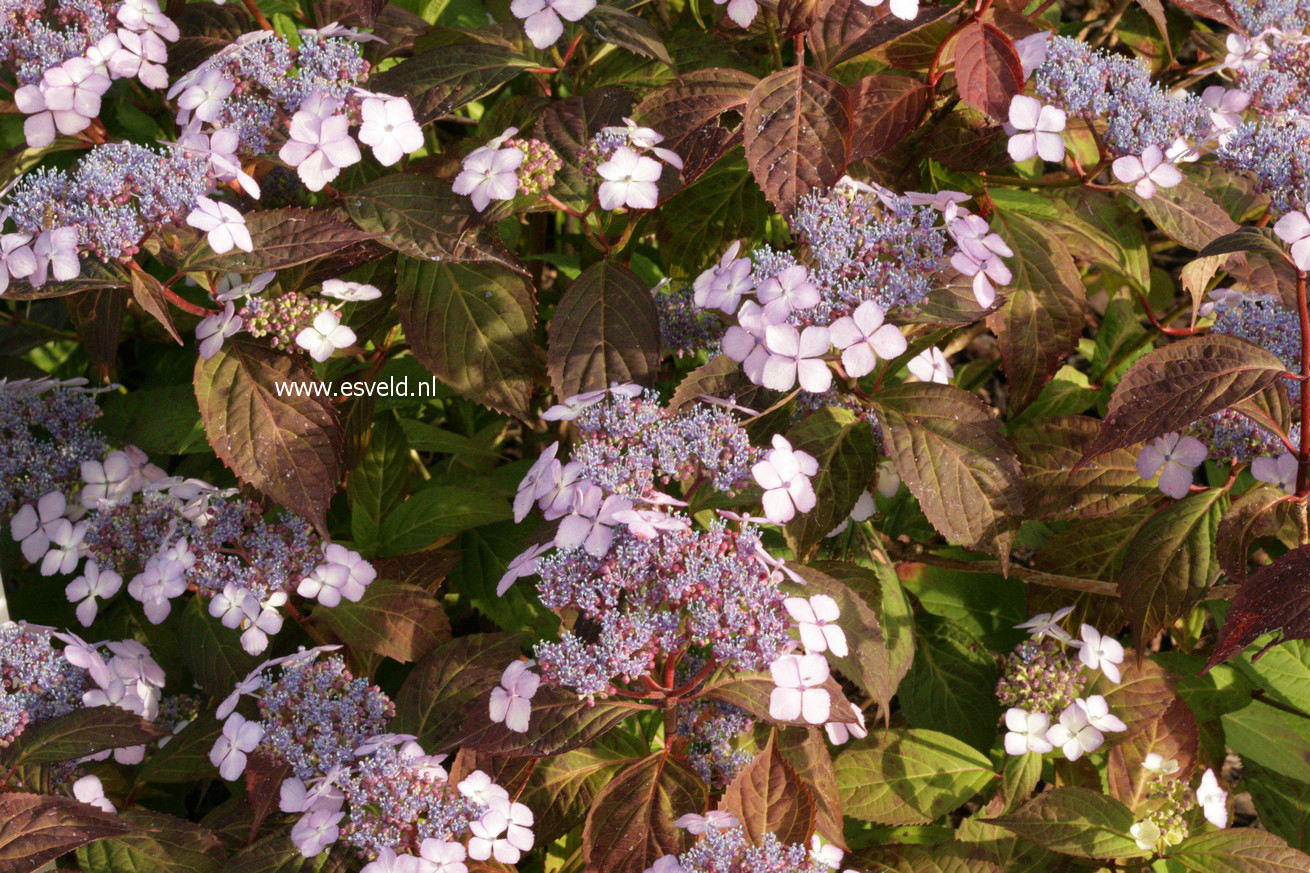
[1077,623,1125,683]
[1006,95,1066,163]
[1003,707,1054,756]
[1136,432,1207,499]
[187,196,252,254]
[597,146,663,211]
[295,310,356,362]
[784,594,848,657]
[768,652,831,724]
[510,0,596,49]
[1112,146,1183,199]
[752,434,818,524]
[490,660,540,733]
[829,301,907,377]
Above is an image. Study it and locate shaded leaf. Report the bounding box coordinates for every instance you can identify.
[849,75,929,161]
[180,595,260,697]
[836,728,995,825]
[1217,483,1297,582]
[987,210,1087,413]
[655,151,769,276]
[783,407,877,556]
[368,42,534,123]
[522,731,650,843]
[394,633,529,751]
[348,413,411,555]
[317,579,449,662]
[345,175,520,270]
[457,684,653,758]
[1244,758,1310,852]
[377,485,512,557]
[396,257,541,419]
[547,261,661,398]
[899,613,998,754]
[776,728,845,848]
[137,713,222,784]
[743,66,850,217]
[129,269,182,345]
[584,6,672,64]
[634,69,756,181]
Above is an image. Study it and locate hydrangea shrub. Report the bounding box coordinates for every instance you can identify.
[4,0,1310,870]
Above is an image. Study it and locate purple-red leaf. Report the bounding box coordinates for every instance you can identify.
[721,731,816,847]
[582,752,706,873]
[1079,334,1289,465]
[0,793,131,873]
[849,75,929,161]
[1210,545,1310,668]
[547,261,661,399]
[194,337,344,536]
[743,66,851,217]
[953,22,1024,120]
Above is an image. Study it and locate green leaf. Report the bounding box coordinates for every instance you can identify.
[743,66,851,216]
[396,257,541,419]
[316,579,448,662]
[377,485,511,556]
[988,787,1144,860]
[1222,701,1310,785]
[721,731,816,846]
[178,595,261,697]
[655,151,769,277]
[1080,334,1288,464]
[1232,638,1310,716]
[870,381,1024,562]
[348,413,411,555]
[1164,828,1310,871]
[783,407,877,556]
[194,336,343,535]
[987,209,1088,412]
[3,708,165,767]
[547,260,661,398]
[98,385,207,456]
[368,41,534,123]
[1197,226,1294,263]
[0,792,131,872]
[583,6,672,64]
[393,633,529,751]
[344,174,519,269]
[582,752,707,873]
[835,728,995,825]
[1244,758,1310,852]
[1013,415,1153,520]
[184,209,374,273]
[75,811,225,873]
[899,614,999,754]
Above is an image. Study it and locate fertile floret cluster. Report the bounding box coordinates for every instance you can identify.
[212,650,534,868]
[0,622,165,766]
[998,609,1129,762]
[0,379,105,514]
[648,826,836,873]
[4,393,376,654]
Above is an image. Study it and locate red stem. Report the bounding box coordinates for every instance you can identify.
[163,288,216,318]
[240,0,274,30]
[1297,269,1309,496]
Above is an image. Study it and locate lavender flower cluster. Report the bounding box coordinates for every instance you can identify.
[1230,0,1310,34]
[648,827,835,873]
[212,649,534,868]
[1033,37,1211,157]
[169,28,424,193]
[0,621,166,767]
[0,378,105,514]
[7,143,209,263]
[497,386,857,740]
[676,180,1003,397]
[675,695,755,787]
[3,387,377,655]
